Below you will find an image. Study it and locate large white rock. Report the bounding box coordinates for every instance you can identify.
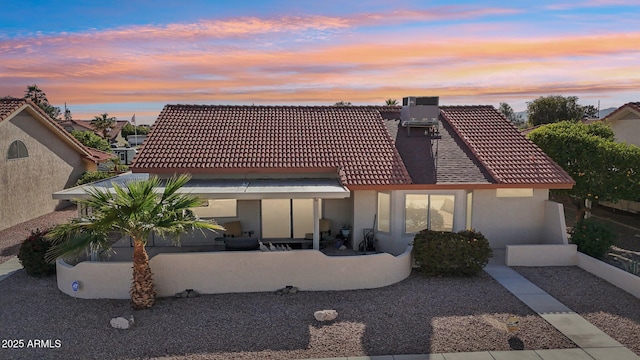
[110,316,134,329]
[314,310,338,322]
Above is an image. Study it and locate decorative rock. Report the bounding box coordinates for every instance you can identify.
[175,289,200,298]
[110,315,134,329]
[314,309,338,322]
[275,286,299,295]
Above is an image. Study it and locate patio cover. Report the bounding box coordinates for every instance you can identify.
[53,172,351,200]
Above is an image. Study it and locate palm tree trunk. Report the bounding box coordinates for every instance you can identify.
[130,238,156,309]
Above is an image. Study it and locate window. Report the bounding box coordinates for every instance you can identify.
[377,192,391,232]
[191,199,237,218]
[119,152,126,162]
[7,140,28,159]
[405,194,455,233]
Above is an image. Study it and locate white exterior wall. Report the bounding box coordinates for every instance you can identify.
[323,197,353,238]
[352,190,377,250]
[608,111,640,147]
[471,188,549,248]
[542,200,569,244]
[56,248,413,299]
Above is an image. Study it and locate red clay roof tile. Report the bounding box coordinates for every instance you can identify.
[132,105,412,186]
[440,106,574,186]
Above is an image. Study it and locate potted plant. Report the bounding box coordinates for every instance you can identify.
[340,224,351,238]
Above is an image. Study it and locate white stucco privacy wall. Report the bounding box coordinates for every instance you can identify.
[471,189,549,248]
[56,248,413,299]
[542,200,568,244]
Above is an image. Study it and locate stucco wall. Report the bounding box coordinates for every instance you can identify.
[471,188,549,248]
[542,200,569,244]
[352,190,377,250]
[0,111,87,230]
[609,112,640,147]
[57,247,413,299]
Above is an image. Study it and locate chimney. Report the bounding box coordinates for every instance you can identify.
[401,96,440,124]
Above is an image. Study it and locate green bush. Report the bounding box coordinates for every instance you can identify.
[76,171,115,185]
[570,218,616,259]
[17,228,56,276]
[412,229,493,276]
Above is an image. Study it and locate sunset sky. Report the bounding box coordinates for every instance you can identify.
[1,1,639,124]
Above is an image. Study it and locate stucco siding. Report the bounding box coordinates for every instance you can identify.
[609,116,640,147]
[0,111,87,230]
[471,188,549,248]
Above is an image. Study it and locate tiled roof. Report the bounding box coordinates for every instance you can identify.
[132,105,412,186]
[440,106,574,186]
[604,102,640,120]
[0,97,114,164]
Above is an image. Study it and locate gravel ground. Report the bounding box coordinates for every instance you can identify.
[0,270,575,360]
[0,206,77,265]
[515,266,640,356]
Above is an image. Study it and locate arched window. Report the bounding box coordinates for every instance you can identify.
[7,140,28,159]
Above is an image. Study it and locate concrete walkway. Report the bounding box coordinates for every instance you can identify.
[0,256,22,282]
[2,253,638,360]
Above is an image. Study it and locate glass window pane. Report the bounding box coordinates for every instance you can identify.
[430,195,455,232]
[292,199,317,238]
[191,199,237,218]
[261,199,291,238]
[405,194,429,233]
[377,192,391,232]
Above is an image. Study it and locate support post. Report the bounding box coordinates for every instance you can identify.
[313,198,320,250]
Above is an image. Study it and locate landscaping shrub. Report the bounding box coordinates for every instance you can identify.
[412,229,493,276]
[76,171,114,185]
[17,228,56,276]
[570,218,616,259]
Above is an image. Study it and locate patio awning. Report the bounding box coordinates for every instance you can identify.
[53,172,351,200]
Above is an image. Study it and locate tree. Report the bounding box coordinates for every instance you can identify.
[71,130,112,152]
[385,99,399,106]
[46,174,223,309]
[498,102,524,126]
[121,123,151,138]
[23,84,61,119]
[526,95,584,126]
[582,105,598,119]
[334,101,352,106]
[91,113,117,139]
[528,121,640,220]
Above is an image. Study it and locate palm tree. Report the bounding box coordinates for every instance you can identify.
[91,113,117,139]
[46,174,223,309]
[385,99,399,106]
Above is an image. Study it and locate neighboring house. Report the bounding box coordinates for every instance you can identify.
[600,102,640,213]
[59,96,573,252]
[602,102,640,147]
[60,119,129,146]
[111,147,137,165]
[0,98,113,230]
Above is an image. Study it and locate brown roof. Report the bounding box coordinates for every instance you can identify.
[603,102,640,120]
[133,103,573,188]
[440,106,574,186]
[0,97,114,164]
[132,105,412,186]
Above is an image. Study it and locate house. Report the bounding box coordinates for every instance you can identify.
[60,119,129,146]
[602,102,640,147]
[69,97,572,251]
[599,102,640,213]
[51,96,577,298]
[0,98,114,230]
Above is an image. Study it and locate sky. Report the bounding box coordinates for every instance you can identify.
[1,1,639,124]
